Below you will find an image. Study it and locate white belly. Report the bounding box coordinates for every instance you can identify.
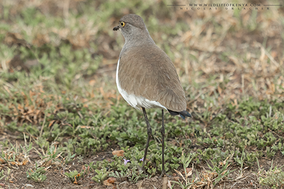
[116,59,167,110]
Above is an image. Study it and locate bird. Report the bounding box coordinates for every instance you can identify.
[113,14,191,177]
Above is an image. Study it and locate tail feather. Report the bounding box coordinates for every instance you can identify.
[168,109,191,120]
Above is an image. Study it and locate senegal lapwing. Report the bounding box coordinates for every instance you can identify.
[113,14,191,176]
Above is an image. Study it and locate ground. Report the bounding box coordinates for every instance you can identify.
[0,0,284,188]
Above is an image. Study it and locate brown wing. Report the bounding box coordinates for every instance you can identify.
[118,44,187,112]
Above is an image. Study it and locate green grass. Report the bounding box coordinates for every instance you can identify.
[257,159,284,188]
[27,163,47,182]
[0,0,284,188]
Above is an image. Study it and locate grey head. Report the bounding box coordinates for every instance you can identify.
[113,14,154,49]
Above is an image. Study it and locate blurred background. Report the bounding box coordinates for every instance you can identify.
[1,0,283,109]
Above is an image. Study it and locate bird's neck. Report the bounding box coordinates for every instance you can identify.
[123,29,155,49]
[120,36,155,59]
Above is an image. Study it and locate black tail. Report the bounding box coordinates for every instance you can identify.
[168,109,191,120]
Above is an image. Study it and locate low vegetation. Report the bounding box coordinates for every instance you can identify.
[0,0,283,188]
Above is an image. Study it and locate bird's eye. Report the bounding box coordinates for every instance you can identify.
[120,22,125,27]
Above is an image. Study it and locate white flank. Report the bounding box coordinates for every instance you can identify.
[116,59,167,110]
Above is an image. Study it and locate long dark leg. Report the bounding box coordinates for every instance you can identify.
[142,107,152,171]
[160,109,166,177]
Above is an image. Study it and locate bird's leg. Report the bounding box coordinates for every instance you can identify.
[160,109,166,177]
[142,107,152,172]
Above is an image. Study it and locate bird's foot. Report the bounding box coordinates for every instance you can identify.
[138,165,147,175]
[159,170,169,178]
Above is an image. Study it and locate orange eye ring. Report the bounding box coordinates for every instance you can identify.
[120,22,125,27]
